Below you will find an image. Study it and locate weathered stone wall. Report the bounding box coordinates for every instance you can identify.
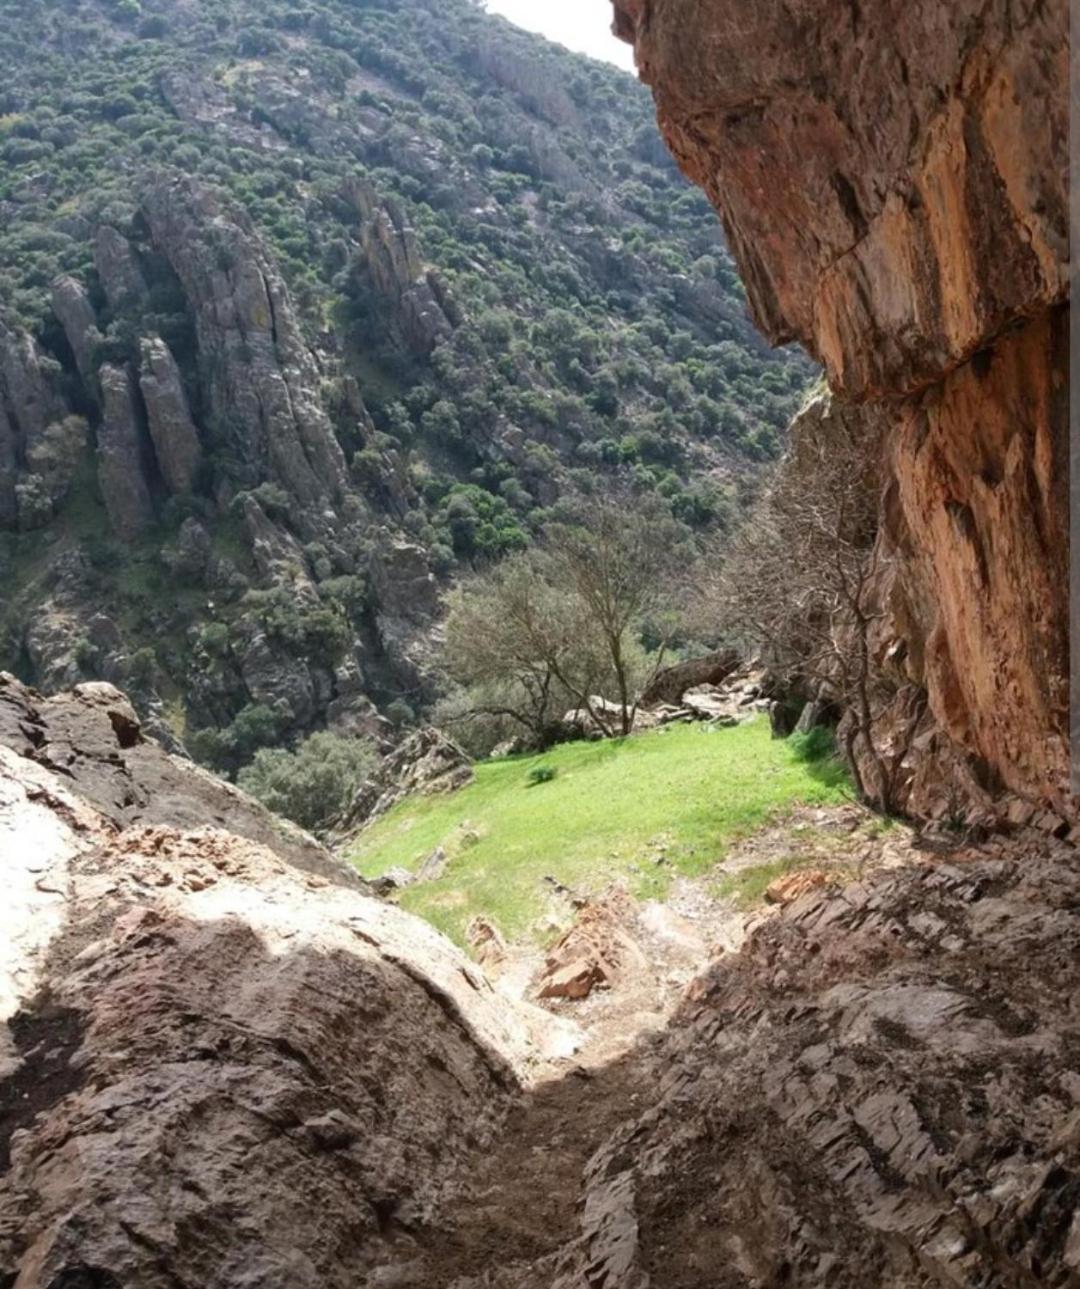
[614,0,1070,818]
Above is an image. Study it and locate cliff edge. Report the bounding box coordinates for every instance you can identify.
[615,0,1070,823]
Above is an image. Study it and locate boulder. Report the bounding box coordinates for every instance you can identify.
[369,866,417,896]
[536,888,647,1002]
[416,845,450,883]
[764,868,830,906]
[370,534,440,621]
[164,516,212,581]
[641,649,740,708]
[468,917,510,974]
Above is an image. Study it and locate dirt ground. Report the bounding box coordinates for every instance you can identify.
[364,803,930,1288]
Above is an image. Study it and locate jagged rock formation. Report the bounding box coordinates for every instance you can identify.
[8,176,355,542]
[0,676,577,1286]
[138,335,203,495]
[94,224,148,312]
[349,179,460,357]
[0,0,813,759]
[0,320,82,531]
[49,274,100,394]
[541,836,1080,1288]
[0,174,430,758]
[615,0,1070,822]
[139,177,351,523]
[96,363,157,541]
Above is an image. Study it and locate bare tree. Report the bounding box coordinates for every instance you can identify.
[440,494,687,749]
[545,496,685,735]
[696,391,911,813]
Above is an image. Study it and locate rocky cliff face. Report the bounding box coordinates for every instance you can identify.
[615,0,1070,820]
[140,176,351,524]
[0,674,575,1286]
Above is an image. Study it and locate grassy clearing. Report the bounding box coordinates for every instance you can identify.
[347,719,849,947]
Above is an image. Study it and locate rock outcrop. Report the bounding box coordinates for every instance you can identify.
[138,334,203,495]
[615,0,1070,820]
[544,835,1080,1287]
[140,175,349,521]
[0,674,347,883]
[640,649,739,709]
[94,225,148,311]
[0,677,576,1287]
[0,320,77,530]
[349,179,459,357]
[342,726,474,832]
[96,363,156,541]
[49,274,100,394]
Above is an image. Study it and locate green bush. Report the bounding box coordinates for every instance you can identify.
[239,730,379,834]
[789,725,838,765]
[526,764,557,786]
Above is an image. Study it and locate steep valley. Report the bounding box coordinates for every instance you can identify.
[0,0,810,770]
[2,0,1079,1285]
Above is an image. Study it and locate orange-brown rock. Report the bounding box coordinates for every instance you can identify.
[614,0,1066,399]
[537,889,647,1001]
[614,0,1070,819]
[882,308,1070,813]
[764,868,829,906]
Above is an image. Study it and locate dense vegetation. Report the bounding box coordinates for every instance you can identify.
[0,0,813,767]
[350,718,848,946]
[0,0,808,491]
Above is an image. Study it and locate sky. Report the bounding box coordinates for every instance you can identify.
[483,0,637,72]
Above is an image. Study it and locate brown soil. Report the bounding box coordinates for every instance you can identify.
[369,804,926,1288]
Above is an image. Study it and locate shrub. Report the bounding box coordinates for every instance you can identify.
[789,725,838,765]
[238,731,379,834]
[526,764,556,786]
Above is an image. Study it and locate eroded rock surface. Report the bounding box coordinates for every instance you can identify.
[0,679,576,1288]
[0,673,350,885]
[543,838,1080,1288]
[615,0,1070,821]
[616,0,1067,398]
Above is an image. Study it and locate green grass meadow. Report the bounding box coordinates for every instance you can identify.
[347,720,848,946]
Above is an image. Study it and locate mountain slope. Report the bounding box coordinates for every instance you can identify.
[0,0,811,769]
